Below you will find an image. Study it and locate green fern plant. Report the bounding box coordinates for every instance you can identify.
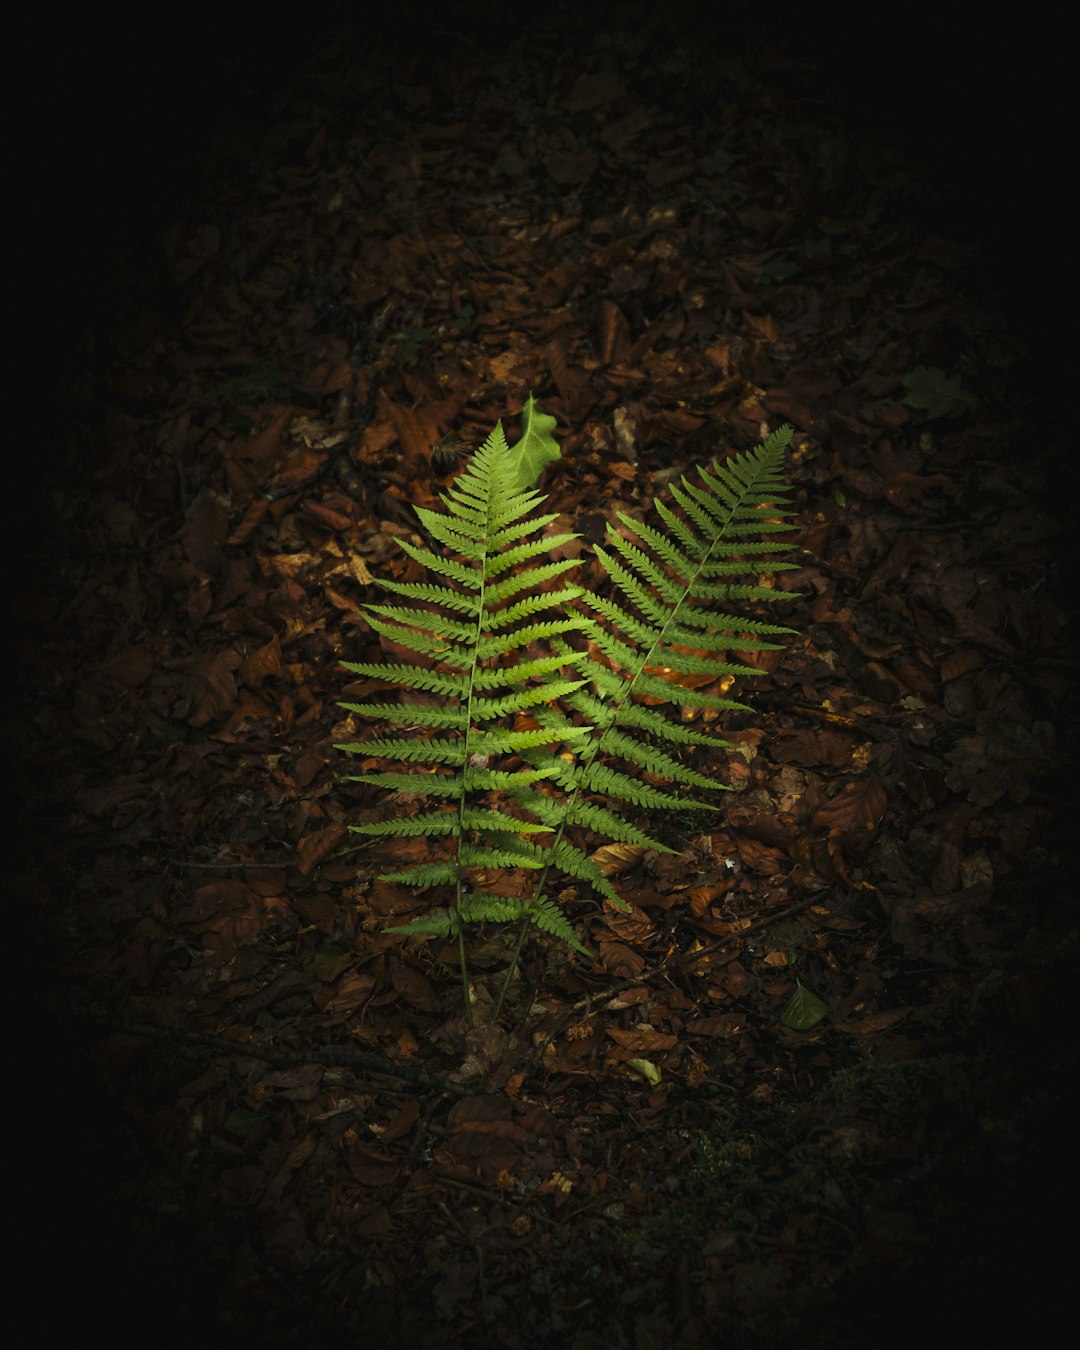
[338,400,799,1023]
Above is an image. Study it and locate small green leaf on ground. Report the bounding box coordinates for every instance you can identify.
[225,1108,268,1138]
[626,1058,662,1086]
[511,394,561,489]
[781,982,829,1030]
[900,365,978,419]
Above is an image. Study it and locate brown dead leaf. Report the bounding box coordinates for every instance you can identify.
[689,1014,746,1038]
[187,648,241,726]
[296,824,348,875]
[601,299,632,364]
[834,1008,911,1035]
[389,957,442,1013]
[240,634,282,688]
[182,489,229,574]
[598,940,645,977]
[591,841,648,877]
[381,1098,420,1144]
[812,778,888,844]
[385,401,440,469]
[601,895,654,942]
[606,1027,678,1052]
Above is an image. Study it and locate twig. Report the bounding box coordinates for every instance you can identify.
[172,857,292,870]
[91,1017,453,1091]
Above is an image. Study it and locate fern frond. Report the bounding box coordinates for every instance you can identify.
[471,678,587,721]
[382,909,459,938]
[485,559,580,602]
[394,539,483,588]
[462,766,561,791]
[600,727,720,789]
[469,725,591,756]
[521,789,677,854]
[337,735,466,765]
[485,532,580,575]
[579,761,725,810]
[374,578,482,613]
[631,670,752,711]
[359,605,477,641]
[481,587,583,629]
[529,896,592,956]
[338,701,467,729]
[475,616,589,659]
[383,892,591,957]
[340,408,617,1012]
[459,844,545,870]
[343,410,801,1020]
[548,839,626,905]
[560,425,796,836]
[349,809,458,838]
[339,662,467,696]
[360,614,473,667]
[472,652,589,690]
[608,698,732,748]
[460,893,534,922]
[380,860,458,887]
[346,770,461,797]
[462,807,551,835]
[346,764,562,798]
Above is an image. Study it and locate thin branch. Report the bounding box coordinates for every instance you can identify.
[91,1017,453,1091]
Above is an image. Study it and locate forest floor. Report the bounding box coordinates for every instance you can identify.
[12,5,1076,1347]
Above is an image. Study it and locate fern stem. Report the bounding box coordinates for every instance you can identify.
[493,913,532,1017]
[450,466,503,1029]
[456,924,471,1026]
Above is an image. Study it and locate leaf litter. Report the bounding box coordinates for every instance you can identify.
[12,6,1076,1347]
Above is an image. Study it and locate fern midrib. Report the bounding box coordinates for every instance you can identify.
[453,477,499,927]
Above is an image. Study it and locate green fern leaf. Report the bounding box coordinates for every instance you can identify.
[373,579,482,614]
[485,559,581,603]
[337,735,467,765]
[341,408,611,1007]
[461,893,528,919]
[462,807,552,835]
[461,766,561,791]
[379,860,458,887]
[384,909,460,938]
[339,701,468,729]
[359,605,477,641]
[529,896,592,956]
[339,662,467,696]
[345,770,461,797]
[561,425,796,837]
[481,586,584,629]
[394,539,483,588]
[471,679,587,721]
[471,652,588,691]
[343,410,802,1020]
[349,809,458,838]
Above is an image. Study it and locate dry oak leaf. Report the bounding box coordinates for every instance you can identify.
[296,823,348,875]
[811,778,888,843]
[606,1027,678,1052]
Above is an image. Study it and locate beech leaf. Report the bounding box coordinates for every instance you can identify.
[900,365,977,420]
[626,1058,662,1086]
[780,982,829,1031]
